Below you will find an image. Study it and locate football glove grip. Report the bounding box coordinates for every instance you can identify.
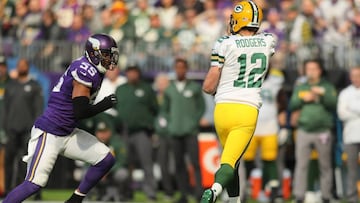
[104,94,118,106]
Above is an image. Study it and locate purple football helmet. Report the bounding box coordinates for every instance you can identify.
[85,34,119,73]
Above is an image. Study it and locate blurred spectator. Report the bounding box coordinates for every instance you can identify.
[32,9,65,71]
[12,1,29,37]
[289,0,321,69]
[91,119,130,201]
[316,0,352,69]
[259,8,286,51]
[348,8,360,67]
[198,0,216,16]
[107,1,135,43]
[157,0,179,31]
[56,0,82,28]
[99,8,113,34]
[337,66,360,203]
[0,56,10,197]
[137,13,174,71]
[0,0,16,39]
[195,9,223,47]
[282,3,299,69]
[130,0,156,40]
[66,14,91,44]
[162,58,205,203]
[142,13,168,43]
[289,59,337,203]
[36,9,64,42]
[3,58,43,196]
[115,66,158,201]
[172,9,201,66]
[18,0,42,47]
[153,73,175,199]
[81,4,103,33]
[178,0,203,14]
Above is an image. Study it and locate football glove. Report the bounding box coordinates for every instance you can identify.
[278,128,289,146]
[104,94,118,107]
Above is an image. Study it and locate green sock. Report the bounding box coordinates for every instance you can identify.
[263,160,278,186]
[215,163,235,189]
[226,163,240,197]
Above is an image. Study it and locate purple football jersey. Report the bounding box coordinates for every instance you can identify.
[35,56,104,136]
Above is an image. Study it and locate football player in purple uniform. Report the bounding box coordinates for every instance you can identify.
[3,34,119,203]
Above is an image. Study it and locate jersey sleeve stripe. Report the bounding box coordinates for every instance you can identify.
[211,56,225,63]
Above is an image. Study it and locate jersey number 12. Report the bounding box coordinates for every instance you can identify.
[234,53,267,88]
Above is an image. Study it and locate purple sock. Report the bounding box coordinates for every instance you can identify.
[3,181,41,203]
[78,153,115,194]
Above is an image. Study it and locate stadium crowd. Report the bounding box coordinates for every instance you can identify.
[0,0,360,203]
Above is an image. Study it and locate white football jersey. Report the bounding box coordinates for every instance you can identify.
[211,33,276,109]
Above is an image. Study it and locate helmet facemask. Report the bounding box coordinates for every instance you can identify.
[96,47,119,71]
[229,14,237,34]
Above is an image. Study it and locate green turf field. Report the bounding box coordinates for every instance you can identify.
[7,189,347,203]
[22,189,284,203]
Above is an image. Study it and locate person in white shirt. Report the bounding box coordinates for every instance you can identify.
[94,67,127,117]
[337,66,360,203]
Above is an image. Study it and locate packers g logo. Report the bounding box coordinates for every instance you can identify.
[234,5,243,13]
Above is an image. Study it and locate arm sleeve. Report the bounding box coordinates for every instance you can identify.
[73,96,113,120]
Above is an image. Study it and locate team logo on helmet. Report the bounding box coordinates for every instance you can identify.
[234,5,243,13]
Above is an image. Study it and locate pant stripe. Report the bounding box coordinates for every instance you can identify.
[26,132,47,181]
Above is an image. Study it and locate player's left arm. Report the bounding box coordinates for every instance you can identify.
[203,38,225,95]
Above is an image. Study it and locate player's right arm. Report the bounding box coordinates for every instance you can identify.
[202,37,226,95]
[203,66,221,95]
[72,77,117,121]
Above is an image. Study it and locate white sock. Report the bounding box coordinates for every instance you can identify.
[228,196,241,203]
[211,182,223,196]
[74,189,86,196]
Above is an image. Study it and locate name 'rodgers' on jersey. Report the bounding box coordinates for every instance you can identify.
[211,32,276,109]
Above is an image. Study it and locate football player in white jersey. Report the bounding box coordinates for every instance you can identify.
[201,1,276,203]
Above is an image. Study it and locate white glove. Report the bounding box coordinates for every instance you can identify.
[278,128,289,146]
